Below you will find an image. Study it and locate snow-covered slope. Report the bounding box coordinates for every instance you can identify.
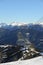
[0,56,43,65]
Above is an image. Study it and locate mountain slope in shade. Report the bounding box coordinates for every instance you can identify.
[0,22,43,51]
[0,28,18,45]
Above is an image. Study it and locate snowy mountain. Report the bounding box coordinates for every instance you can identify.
[0,22,28,30]
[0,22,28,27]
[10,22,28,26]
[0,23,7,27]
[0,22,43,51]
[0,22,43,65]
[0,56,43,65]
[0,22,43,28]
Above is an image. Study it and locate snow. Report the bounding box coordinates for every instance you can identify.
[10,22,28,26]
[0,56,43,65]
[0,22,43,28]
[0,23,6,27]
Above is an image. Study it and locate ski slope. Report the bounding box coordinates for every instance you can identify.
[0,56,43,65]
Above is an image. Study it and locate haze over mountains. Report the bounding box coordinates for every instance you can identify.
[0,22,43,52]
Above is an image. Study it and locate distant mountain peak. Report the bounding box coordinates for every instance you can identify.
[0,23,7,27]
[10,22,28,26]
[0,22,43,28]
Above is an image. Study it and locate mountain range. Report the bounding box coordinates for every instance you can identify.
[0,22,43,52]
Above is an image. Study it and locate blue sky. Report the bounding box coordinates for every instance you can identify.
[0,0,43,24]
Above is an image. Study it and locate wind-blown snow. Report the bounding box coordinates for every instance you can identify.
[0,56,43,65]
